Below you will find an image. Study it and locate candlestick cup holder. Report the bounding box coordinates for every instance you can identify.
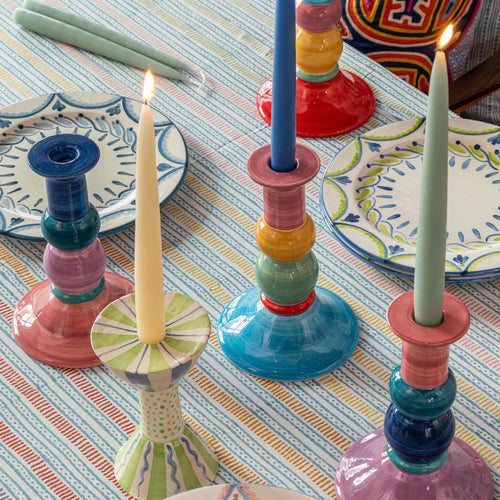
[91,291,218,500]
[12,134,134,367]
[256,0,375,137]
[335,291,494,499]
[217,144,358,381]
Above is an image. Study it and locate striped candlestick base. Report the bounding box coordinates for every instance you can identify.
[217,144,358,381]
[12,134,133,367]
[335,291,494,499]
[256,0,374,137]
[91,291,218,500]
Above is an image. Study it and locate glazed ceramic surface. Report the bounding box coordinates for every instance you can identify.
[91,292,218,499]
[321,118,500,281]
[12,133,134,367]
[0,92,187,240]
[335,429,494,500]
[218,286,358,381]
[169,483,315,499]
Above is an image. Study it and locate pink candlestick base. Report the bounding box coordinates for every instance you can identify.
[256,71,375,138]
[335,429,494,499]
[12,272,134,368]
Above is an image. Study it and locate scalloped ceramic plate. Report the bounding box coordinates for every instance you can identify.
[169,484,315,500]
[0,92,187,240]
[320,118,500,282]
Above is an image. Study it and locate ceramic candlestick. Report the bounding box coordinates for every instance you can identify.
[12,134,134,367]
[335,291,494,499]
[217,144,358,381]
[256,0,375,137]
[91,291,218,500]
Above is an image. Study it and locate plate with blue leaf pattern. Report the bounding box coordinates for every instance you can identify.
[0,92,187,240]
[170,484,315,499]
[321,118,500,282]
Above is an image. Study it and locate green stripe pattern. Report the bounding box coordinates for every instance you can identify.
[91,291,211,391]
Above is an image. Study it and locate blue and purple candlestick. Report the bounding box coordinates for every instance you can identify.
[335,291,494,498]
[12,134,134,367]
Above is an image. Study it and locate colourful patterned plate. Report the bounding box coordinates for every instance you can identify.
[320,118,500,282]
[0,92,187,240]
[169,484,315,499]
[334,230,500,283]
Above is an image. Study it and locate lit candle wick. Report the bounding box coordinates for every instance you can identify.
[143,69,155,104]
[438,24,453,51]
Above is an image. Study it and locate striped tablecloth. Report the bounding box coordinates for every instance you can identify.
[0,1,498,499]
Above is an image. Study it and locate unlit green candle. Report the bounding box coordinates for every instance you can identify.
[23,0,191,72]
[14,9,189,82]
[413,49,449,327]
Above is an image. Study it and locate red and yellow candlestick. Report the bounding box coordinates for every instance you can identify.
[257,0,375,137]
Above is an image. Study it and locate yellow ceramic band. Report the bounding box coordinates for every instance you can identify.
[255,214,315,262]
[296,26,343,75]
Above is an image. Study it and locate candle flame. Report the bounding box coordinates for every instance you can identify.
[143,70,155,104]
[438,24,453,50]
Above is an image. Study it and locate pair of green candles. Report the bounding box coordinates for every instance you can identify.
[14,0,195,83]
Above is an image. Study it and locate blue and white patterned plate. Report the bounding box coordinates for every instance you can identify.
[321,118,500,282]
[0,92,187,240]
[169,484,315,499]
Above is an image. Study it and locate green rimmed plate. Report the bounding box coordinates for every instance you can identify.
[320,118,500,282]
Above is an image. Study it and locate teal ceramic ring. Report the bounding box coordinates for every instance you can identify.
[51,277,105,304]
[297,65,339,83]
[41,205,100,250]
[389,367,457,420]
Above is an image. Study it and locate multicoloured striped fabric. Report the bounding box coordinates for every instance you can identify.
[0,0,498,499]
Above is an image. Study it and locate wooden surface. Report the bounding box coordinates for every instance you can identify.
[450,49,500,113]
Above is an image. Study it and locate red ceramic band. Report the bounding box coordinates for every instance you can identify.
[387,291,470,389]
[247,143,319,232]
[260,290,316,315]
[400,343,451,389]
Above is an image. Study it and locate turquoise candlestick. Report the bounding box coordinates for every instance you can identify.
[414,48,449,327]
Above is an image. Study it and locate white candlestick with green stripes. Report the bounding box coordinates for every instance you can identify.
[91,291,218,500]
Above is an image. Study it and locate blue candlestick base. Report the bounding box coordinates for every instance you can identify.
[217,286,358,381]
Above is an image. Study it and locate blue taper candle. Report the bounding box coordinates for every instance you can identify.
[270,0,296,172]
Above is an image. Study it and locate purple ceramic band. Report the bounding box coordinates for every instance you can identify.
[44,239,107,295]
[296,0,342,32]
[263,187,306,230]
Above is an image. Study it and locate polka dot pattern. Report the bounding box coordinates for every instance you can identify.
[140,387,185,442]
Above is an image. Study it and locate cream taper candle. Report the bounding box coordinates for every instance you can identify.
[135,71,166,344]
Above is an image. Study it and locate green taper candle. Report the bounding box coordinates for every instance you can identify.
[14,9,189,83]
[414,25,453,327]
[23,0,191,72]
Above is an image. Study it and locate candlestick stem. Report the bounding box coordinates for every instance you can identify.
[139,387,184,442]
